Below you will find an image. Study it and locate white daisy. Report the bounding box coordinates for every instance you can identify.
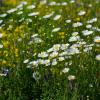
[16,4,23,9]
[49,51,58,58]
[0,13,7,17]
[27,5,35,9]
[61,44,69,50]
[53,15,61,20]
[70,0,75,3]
[68,75,75,80]
[0,33,3,38]
[20,1,27,5]
[82,30,93,36]
[7,8,17,14]
[62,68,69,73]
[43,12,54,19]
[87,18,97,23]
[44,59,50,66]
[0,20,3,24]
[86,24,92,28]
[0,44,3,48]
[49,2,56,6]
[52,59,57,65]
[53,44,61,51]
[61,2,67,6]
[94,36,100,43]
[47,47,53,53]
[28,12,39,16]
[17,11,23,15]
[52,27,61,32]
[69,36,80,42]
[96,54,100,61]
[29,61,38,67]
[38,52,48,58]
[72,32,79,36]
[23,59,29,64]
[78,10,86,16]
[65,19,71,23]
[40,0,47,4]
[58,57,65,61]
[73,22,83,27]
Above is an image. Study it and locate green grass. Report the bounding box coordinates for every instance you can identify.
[0,0,100,100]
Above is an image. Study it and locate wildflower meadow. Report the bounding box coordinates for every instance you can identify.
[0,0,100,100]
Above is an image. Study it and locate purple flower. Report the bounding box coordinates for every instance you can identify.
[2,68,10,76]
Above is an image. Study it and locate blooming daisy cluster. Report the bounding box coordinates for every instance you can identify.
[0,1,100,98]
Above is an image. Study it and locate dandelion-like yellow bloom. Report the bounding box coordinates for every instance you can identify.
[15,48,19,57]
[75,17,80,21]
[3,50,9,56]
[58,32,65,39]
[61,36,65,39]
[15,27,20,33]
[95,40,100,43]
[58,32,65,36]
[3,41,10,48]
[4,0,17,6]
[94,36,100,43]
[2,60,7,65]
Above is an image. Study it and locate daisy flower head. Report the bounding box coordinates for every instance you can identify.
[96,54,100,61]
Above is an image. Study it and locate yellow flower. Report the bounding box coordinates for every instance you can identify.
[75,17,80,21]
[0,31,7,38]
[15,27,20,33]
[4,0,17,6]
[2,60,7,64]
[4,50,8,56]
[14,48,19,57]
[15,48,19,53]
[58,32,65,36]
[3,41,9,48]
[61,36,65,39]
[95,40,100,43]
[58,32,65,39]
